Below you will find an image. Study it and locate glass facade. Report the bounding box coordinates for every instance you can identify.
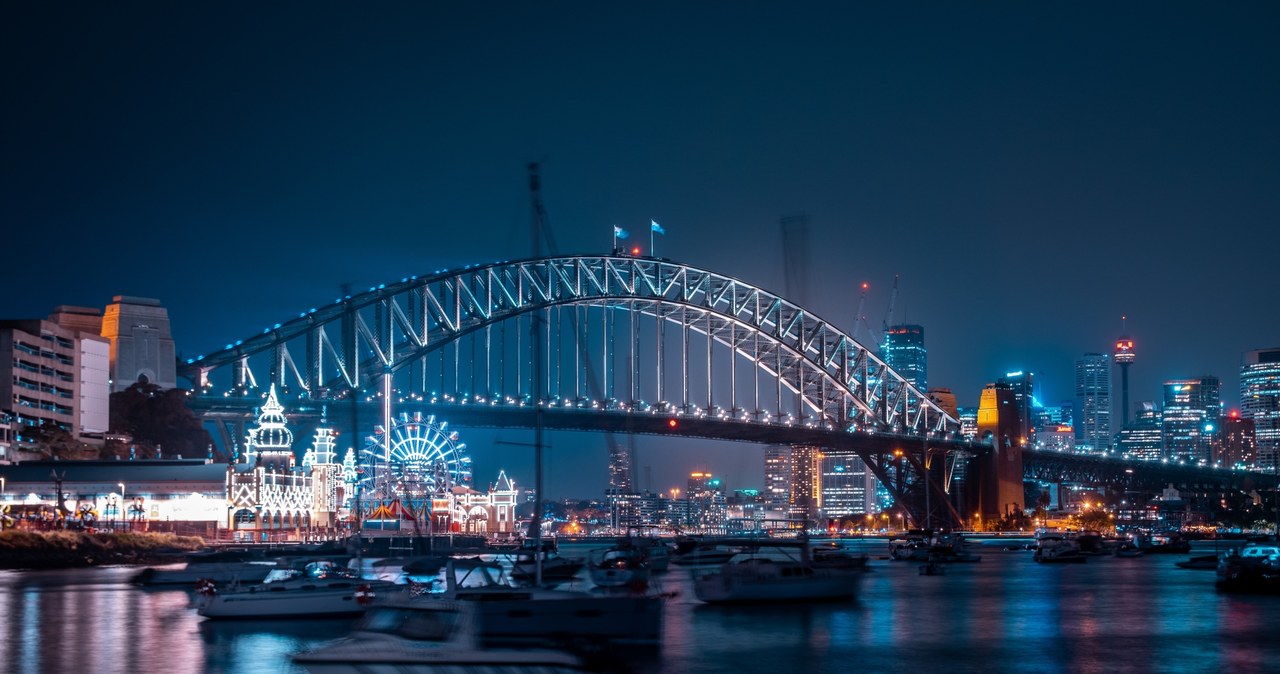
[1075,353,1112,453]
[1161,376,1222,464]
[882,324,927,391]
[1240,349,1280,470]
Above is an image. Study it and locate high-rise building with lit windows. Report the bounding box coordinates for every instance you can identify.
[1212,411,1255,468]
[820,454,876,518]
[763,445,792,511]
[1075,353,1112,453]
[882,325,926,390]
[1241,348,1280,470]
[1162,376,1222,464]
[1117,402,1162,460]
[789,445,822,524]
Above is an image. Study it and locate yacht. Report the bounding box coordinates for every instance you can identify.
[692,539,864,604]
[196,559,399,619]
[401,558,664,651]
[508,541,585,586]
[132,548,275,587]
[587,546,651,589]
[1033,531,1087,564]
[292,599,588,674]
[1215,542,1280,593]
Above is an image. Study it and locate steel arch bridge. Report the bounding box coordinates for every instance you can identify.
[184,254,968,525]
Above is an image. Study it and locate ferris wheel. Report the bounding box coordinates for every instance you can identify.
[360,412,473,500]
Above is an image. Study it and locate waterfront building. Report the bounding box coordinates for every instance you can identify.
[0,312,110,442]
[1116,402,1163,461]
[1075,353,1112,453]
[1162,376,1222,464]
[882,324,927,390]
[1240,348,1280,471]
[100,296,177,392]
[1212,411,1255,468]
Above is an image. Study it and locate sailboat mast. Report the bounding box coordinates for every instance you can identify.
[529,162,546,587]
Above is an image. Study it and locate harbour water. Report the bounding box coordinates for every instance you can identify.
[2,539,1279,674]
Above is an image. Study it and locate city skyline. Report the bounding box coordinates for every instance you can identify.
[5,3,1279,497]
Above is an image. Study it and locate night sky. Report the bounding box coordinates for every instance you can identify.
[4,2,1279,498]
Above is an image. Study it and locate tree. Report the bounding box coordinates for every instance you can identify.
[107,383,213,459]
[22,422,97,460]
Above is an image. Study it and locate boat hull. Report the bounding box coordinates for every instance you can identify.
[693,569,862,603]
[197,581,395,619]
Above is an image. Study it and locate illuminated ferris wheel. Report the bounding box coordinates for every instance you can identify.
[360,412,473,500]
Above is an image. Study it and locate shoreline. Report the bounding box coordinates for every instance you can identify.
[0,530,206,570]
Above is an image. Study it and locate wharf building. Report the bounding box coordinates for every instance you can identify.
[0,387,518,541]
[1075,353,1112,453]
[1240,348,1280,470]
[1161,377,1222,465]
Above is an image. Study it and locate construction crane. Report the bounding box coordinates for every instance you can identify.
[881,274,900,346]
[852,281,876,347]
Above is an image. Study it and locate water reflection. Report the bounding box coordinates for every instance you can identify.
[3,542,1280,673]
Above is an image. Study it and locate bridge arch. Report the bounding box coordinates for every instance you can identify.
[185,255,959,439]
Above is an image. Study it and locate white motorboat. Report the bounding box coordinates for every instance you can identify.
[587,546,651,589]
[197,559,398,619]
[692,540,864,604]
[292,599,587,674]
[132,548,275,587]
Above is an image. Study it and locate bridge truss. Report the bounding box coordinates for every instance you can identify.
[183,254,966,525]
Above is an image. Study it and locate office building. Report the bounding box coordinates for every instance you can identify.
[763,444,792,512]
[1116,402,1163,460]
[997,371,1036,444]
[820,454,876,518]
[882,325,927,390]
[100,296,177,392]
[1162,376,1222,464]
[1075,353,1112,453]
[1212,411,1255,468]
[789,445,822,524]
[1240,349,1280,470]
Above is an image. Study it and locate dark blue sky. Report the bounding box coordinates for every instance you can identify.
[4,2,1279,497]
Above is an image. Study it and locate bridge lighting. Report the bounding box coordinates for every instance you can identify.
[631,246,641,255]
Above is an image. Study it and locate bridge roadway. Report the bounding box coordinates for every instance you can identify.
[191,396,1277,494]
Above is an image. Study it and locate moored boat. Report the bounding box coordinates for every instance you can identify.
[1215,542,1280,594]
[196,559,398,619]
[692,539,864,604]
[292,599,588,674]
[587,546,651,589]
[132,548,275,587]
[1033,531,1087,564]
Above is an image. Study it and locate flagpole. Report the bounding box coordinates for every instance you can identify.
[649,225,654,256]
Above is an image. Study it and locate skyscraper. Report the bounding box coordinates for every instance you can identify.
[820,454,876,518]
[1212,411,1256,468]
[1162,376,1222,464]
[1240,348,1280,471]
[763,444,792,512]
[882,325,927,390]
[1116,401,1162,460]
[997,371,1036,444]
[1075,353,1112,453]
[789,445,822,524]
